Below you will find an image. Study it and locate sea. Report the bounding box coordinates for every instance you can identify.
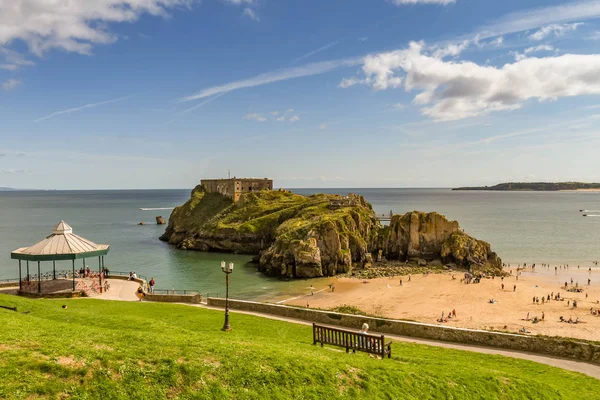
[0,189,598,300]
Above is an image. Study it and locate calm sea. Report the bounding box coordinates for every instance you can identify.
[0,189,598,299]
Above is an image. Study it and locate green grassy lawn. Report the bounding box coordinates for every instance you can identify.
[0,295,598,399]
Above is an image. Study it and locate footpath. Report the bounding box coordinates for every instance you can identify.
[197,303,600,380]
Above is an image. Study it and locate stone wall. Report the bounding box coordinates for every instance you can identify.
[207,297,600,364]
[201,178,273,202]
[144,293,202,304]
[0,281,19,288]
[17,290,83,299]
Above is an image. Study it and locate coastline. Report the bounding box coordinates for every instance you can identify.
[269,267,600,342]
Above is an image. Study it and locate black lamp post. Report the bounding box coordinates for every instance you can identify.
[221,261,234,331]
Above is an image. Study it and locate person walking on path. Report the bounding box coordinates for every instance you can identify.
[149,277,155,294]
[136,286,145,301]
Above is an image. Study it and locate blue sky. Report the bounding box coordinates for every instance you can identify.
[2,0,600,189]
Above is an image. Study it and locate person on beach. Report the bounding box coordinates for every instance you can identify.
[526,312,530,321]
[128,272,133,281]
[452,309,456,318]
[149,277,155,294]
[588,278,591,285]
[513,285,516,292]
[502,283,504,290]
[408,275,411,282]
[132,272,137,280]
[399,279,403,287]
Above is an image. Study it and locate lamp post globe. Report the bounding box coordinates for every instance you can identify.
[221,260,233,331]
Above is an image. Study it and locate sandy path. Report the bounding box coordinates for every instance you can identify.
[198,303,600,380]
[278,268,600,342]
[96,279,140,301]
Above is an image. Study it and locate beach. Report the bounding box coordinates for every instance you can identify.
[277,266,600,342]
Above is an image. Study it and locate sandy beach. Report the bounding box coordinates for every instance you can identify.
[278,267,600,342]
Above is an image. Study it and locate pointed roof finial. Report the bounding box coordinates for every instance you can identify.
[52,220,73,235]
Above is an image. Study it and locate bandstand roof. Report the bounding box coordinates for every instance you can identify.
[11,221,110,261]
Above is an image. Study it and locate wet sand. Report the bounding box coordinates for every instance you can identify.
[279,267,600,341]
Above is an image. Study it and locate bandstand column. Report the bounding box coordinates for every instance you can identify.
[72,260,75,291]
[26,261,29,281]
[18,260,22,290]
[37,261,41,293]
[98,256,102,293]
[53,261,56,280]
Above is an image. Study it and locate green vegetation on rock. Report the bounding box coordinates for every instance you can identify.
[1,295,599,399]
[161,187,503,278]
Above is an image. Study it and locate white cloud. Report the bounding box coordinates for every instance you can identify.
[243,113,267,122]
[478,1,598,39]
[431,39,471,58]
[289,115,300,122]
[34,96,130,122]
[242,8,259,21]
[493,36,504,46]
[320,123,328,130]
[292,41,339,63]
[223,0,254,4]
[270,111,279,116]
[529,23,583,41]
[2,78,22,91]
[2,169,30,174]
[511,45,555,62]
[0,48,35,71]
[166,92,227,124]
[180,57,362,102]
[338,77,362,88]
[344,41,600,121]
[0,0,193,56]
[389,0,455,5]
[524,45,555,54]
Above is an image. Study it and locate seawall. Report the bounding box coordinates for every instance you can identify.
[207,297,600,364]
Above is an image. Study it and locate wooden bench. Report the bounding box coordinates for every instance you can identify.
[312,323,392,359]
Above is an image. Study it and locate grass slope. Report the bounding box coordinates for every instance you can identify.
[1,295,598,399]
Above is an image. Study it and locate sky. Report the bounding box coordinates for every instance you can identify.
[2,0,600,189]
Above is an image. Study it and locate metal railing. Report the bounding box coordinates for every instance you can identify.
[106,271,148,282]
[151,289,200,295]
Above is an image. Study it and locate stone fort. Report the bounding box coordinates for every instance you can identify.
[201,177,273,202]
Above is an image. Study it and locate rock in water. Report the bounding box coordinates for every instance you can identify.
[160,186,379,278]
[160,187,503,278]
[156,216,166,225]
[384,211,502,273]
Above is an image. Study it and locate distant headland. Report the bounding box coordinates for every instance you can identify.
[452,182,600,191]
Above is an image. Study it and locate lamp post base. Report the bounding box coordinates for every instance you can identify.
[222,312,231,331]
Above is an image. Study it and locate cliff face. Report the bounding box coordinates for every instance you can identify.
[161,187,503,278]
[383,211,502,272]
[160,186,379,278]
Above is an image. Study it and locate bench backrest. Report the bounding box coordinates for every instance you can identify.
[313,323,384,352]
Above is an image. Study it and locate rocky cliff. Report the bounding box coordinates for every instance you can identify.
[160,186,379,278]
[383,211,502,273]
[161,187,503,278]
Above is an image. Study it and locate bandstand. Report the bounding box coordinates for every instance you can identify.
[11,221,110,296]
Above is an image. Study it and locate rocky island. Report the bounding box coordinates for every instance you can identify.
[452,182,600,191]
[160,184,502,278]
